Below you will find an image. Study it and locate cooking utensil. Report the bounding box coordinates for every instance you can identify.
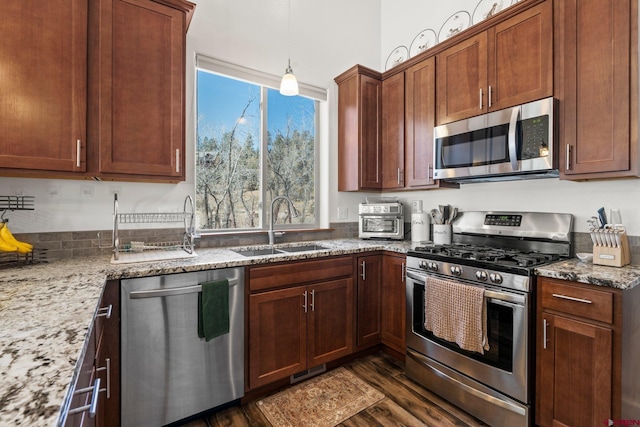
[449,207,458,224]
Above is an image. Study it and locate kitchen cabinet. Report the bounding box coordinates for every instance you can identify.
[247,256,354,389]
[381,253,405,355]
[381,73,405,189]
[0,0,87,173]
[355,254,382,349]
[63,280,120,427]
[0,0,194,182]
[436,0,552,125]
[536,278,622,426]
[556,0,638,179]
[335,65,383,191]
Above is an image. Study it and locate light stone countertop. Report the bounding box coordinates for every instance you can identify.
[0,239,413,427]
[3,240,639,426]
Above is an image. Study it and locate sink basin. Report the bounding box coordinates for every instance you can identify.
[231,248,285,257]
[278,244,330,253]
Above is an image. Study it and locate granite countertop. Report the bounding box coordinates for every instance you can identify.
[535,258,640,290]
[0,239,413,427]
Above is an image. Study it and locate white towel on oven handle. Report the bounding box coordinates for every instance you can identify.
[423,276,489,354]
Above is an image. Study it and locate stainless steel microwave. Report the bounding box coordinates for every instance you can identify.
[433,97,557,182]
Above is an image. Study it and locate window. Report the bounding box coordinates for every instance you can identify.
[195,56,325,232]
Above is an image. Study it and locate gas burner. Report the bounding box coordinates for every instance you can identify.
[411,245,560,268]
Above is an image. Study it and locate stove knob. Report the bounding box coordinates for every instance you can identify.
[419,260,428,269]
[489,273,503,284]
[428,262,438,272]
[450,266,462,276]
[475,271,488,281]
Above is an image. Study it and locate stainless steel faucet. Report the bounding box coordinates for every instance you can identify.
[268,196,299,245]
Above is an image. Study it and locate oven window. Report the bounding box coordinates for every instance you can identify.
[412,282,514,372]
[363,217,398,233]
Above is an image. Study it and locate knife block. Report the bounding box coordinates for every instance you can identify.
[593,231,630,267]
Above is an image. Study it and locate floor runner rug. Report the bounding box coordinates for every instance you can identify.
[256,367,385,427]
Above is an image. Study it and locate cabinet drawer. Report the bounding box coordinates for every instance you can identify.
[249,256,353,292]
[540,279,613,324]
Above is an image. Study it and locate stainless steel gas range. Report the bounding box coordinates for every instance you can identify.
[405,211,573,427]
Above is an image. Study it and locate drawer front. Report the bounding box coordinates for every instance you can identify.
[540,279,613,324]
[249,256,353,292]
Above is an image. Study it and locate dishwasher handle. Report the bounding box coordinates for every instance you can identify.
[129,279,239,299]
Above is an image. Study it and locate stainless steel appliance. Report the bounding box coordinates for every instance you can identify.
[434,97,557,182]
[405,211,573,427]
[120,268,244,427]
[359,197,404,240]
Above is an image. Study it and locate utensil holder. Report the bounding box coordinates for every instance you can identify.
[593,231,630,267]
[433,224,452,245]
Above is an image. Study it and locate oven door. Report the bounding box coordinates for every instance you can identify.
[405,268,530,404]
[359,215,402,239]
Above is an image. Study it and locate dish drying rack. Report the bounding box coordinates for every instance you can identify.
[100,195,196,263]
[0,195,47,268]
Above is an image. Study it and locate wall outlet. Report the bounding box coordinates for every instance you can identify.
[48,185,61,197]
[80,185,94,197]
[337,207,348,220]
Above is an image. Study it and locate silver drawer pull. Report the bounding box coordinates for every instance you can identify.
[96,304,112,319]
[68,378,101,418]
[552,293,592,304]
[96,358,111,398]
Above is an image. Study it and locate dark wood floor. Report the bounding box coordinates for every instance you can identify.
[177,351,488,427]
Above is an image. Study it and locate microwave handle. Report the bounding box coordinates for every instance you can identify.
[508,105,521,171]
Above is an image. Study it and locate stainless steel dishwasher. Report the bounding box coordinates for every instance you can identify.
[120,267,244,427]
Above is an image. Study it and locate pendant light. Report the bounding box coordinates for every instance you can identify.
[279,0,299,96]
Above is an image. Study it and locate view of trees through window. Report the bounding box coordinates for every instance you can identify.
[195,69,316,231]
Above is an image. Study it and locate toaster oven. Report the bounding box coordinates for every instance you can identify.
[358,199,404,240]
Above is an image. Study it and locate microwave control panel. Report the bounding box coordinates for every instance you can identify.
[519,115,549,159]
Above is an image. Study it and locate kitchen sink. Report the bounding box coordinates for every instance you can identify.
[231,247,285,257]
[278,244,330,253]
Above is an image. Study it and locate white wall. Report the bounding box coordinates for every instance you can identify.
[0,0,381,233]
[377,0,640,235]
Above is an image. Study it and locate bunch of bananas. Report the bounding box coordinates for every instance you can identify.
[0,222,33,254]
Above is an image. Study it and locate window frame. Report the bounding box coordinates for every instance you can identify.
[194,55,326,234]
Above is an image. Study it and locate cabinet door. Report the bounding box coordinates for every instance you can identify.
[539,313,612,426]
[405,57,437,188]
[91,0,186,179]
[381,255,405,354]
[249,287,307,389]
[436,33,488,125]
[0,0,86,173]
[489,0,552,111]
[356,255,382,348]
[557,0,633,177]
[381,73,405,189]
[307,278,354,367]
[359,75,383,189]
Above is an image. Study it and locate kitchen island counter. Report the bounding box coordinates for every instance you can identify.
[535,258,640,290]
[0,239,412,427]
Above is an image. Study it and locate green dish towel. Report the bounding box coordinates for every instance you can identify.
[197,279,230,341]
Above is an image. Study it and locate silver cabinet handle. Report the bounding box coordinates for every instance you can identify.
[96,358,111,398]
[543,318,548,350]
[310,289,315,312]
[176,149,180,173]
[488,85,492,108]
[552,293,592,304]
[76,139,81,168]
[565,144,571,170]
[303,290,308,313]
[479,88,483,110]
[401,262,406,282]
[428,163,432,180]
[96,305,112,319]
[360,261,366,281]
[68,378,101,418]
[397,168,401,185]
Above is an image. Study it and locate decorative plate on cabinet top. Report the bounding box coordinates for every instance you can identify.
[385,46,409,71]
[409,29,438,58]
[438,11,471,42]
[472,0,510,24]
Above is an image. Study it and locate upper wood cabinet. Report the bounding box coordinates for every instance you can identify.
[89,0,194,180]
[557,0,638,179]
[335,65,383,191]
[436,0,552,125]
[0,0,87,173]
[0,0,194,182]
[381,73,405,189]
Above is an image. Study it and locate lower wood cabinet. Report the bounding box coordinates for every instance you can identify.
[247,257,354,390]
[355,254,382,349]
[381,253,405,354]
[536,278,622,426]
